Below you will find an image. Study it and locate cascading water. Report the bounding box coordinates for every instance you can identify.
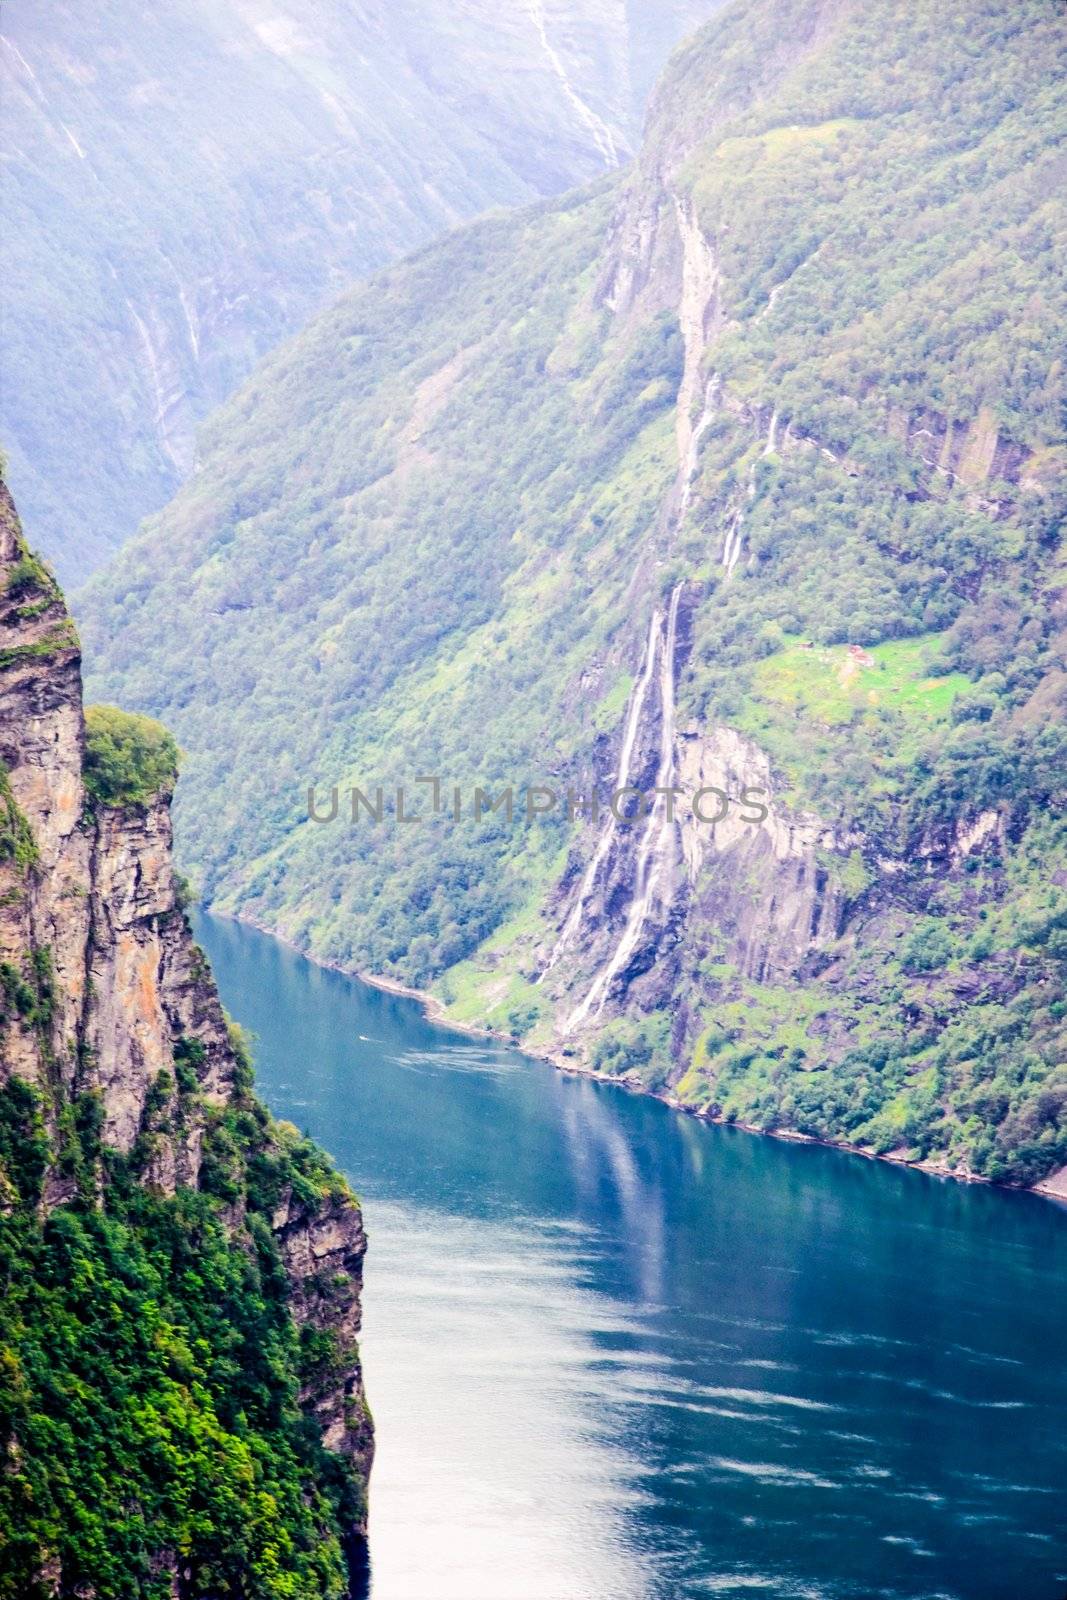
[721,462,754,577]
[528,0,624,167]
[721,501,746,577]
[541,608,661,977]
[554,184,790,1027]
[678,372,720,525]
[126,298,187,475]
[551,199,716,1027]
[566,582,684,1029]
[721,406,778,577]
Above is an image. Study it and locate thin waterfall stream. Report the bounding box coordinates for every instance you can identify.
[568,581,684,1027]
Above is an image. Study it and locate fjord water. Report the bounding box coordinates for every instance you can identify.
[196,915,1067,1600]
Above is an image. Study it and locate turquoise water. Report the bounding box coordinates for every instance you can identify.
[196,914,1067,1600]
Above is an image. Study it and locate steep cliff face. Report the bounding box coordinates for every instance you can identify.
[0,482,238,1185]
[0,480,372,1593]
[524,110,1065,1187]
[0,488,85,1099]
[528,619,853,1048]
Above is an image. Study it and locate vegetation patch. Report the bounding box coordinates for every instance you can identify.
[84,705,179,808]
[0,766,38,874]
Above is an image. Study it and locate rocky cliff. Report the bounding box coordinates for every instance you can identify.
[0,479,372,1594]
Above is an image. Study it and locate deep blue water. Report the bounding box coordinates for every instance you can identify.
[196,913,1067,1600]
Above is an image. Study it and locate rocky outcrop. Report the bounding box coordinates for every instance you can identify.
[0,479,236,1179]
[0,478,372,1540]
[273,1183,374,1475]
[676,723,845,980]
[540,708,848,1029]
[81,796,235,1166]
[598,0,848,328]
[0,484,86,1092]
[1035,1164,1067,1201]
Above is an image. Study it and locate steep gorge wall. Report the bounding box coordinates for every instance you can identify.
[0,480,374,1580]
[0,482,237,1183]
[535,154,852,1031]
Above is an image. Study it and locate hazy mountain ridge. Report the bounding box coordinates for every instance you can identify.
[82,0,1067,1187]
[1,0,724,582]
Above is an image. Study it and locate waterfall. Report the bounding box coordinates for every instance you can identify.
[541,608,661,977]
[692,374,721,469]
[678,372,720,525]
[126,300,186,475]
[756,278,786,323]
[177,279,201,362]
[549,183,795,1032]
[528,1,624,167]
[720,406,776,577]
[721,454,756,579]
[566,584,684,1029]
[549,201,713,1023]
[2,36,46,102]
[721,504,745,577]
[60,121,86,159]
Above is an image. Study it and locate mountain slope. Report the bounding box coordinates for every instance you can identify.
[82,0,1067,1188]
[1,0,724,583]
[0,480,373,1596]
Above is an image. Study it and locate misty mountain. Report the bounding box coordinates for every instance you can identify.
[1,0,723,582]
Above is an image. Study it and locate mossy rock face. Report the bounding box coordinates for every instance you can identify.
[0,765,39,874]
[83,705,179,808]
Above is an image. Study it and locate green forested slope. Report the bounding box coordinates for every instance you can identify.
[0,1067,365,1600]
[82,0,1067,1185]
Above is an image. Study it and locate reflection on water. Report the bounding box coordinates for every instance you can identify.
[196,914,1067,1600]
[363,1204,657,1600]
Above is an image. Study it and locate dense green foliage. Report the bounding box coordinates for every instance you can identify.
[81,0,1066,1184]
[0,1064,365,1599]
[83,705,179,808]
[666,0,1067,841]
